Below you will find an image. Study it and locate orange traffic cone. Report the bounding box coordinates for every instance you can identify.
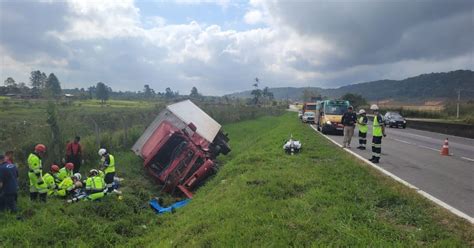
[440,138,450,156]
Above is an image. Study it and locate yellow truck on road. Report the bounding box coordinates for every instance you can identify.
[316,100,350,134]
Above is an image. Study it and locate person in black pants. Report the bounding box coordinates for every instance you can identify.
[0,154,19,212]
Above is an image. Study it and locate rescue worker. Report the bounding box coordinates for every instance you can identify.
[27,144,48,201]
[357,109,368,150]
[98,148,115,193]
[57,162,74,182]
[43,165,60,196]
[65,136,82,173]
[0,154,19,212]
[56,173,81,197]
[85,169,106,201]
[369,104,386,163]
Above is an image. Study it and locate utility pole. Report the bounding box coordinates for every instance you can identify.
[456,89,461,119]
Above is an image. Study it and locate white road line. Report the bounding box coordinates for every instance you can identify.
[417,145,440,152]
[391,138,416,145]
[309,124,474,224]
[461,157,474,162]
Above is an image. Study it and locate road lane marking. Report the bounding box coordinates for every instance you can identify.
[417,145,440,152]
[391,137,447,154]
[461,157,474,162]
[391,138,416,145]
[309,124,474,224]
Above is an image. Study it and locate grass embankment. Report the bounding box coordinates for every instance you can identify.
[0,113,472,247]
[131,113,473,247]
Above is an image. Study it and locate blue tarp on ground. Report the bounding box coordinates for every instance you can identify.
[149,198,190,214]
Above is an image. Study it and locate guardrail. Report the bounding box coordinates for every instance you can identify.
[366,115,474,139]
[406,120,474,139]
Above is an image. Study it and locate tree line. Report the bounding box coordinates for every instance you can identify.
[1,71,205,103]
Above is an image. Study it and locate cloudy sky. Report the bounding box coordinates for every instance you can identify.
[0,0,472,95]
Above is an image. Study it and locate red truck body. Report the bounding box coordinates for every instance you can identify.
[132,100,230,198]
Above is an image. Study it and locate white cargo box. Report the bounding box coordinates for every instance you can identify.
[132,100,221,156]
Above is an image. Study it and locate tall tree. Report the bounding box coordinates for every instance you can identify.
[165,87,174,98]
[190,86,200,98]
[96,82,109,104]
[44,73,62,98]
[251,89,262,105]
[29,70,47,89]
[262,87,274,101]
[4,77,16,87]
[143,84,155,98]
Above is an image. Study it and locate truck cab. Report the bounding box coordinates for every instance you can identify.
[133,100,230,198]
[316,100,350,134]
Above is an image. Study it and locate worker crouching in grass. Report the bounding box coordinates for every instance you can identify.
[56,173,82,197]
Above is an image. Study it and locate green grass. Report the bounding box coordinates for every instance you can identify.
[127,112,473,247]
[0,113,472,247]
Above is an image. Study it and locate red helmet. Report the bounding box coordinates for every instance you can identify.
[65,162,74,170]
[35,144,46,153]
[51,164,60,172]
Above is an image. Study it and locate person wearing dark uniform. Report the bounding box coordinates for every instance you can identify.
[369,105,386,163]
[341,106,357,148]
[0,154,19,212]
[357,109,368,150]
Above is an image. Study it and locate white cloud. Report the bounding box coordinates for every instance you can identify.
[1,0,472,95]
[244,10,263,25]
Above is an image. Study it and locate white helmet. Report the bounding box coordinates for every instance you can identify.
[370,104,379,111]
[98,148,107,156]
[89,169,99,176]
[358,109,366,114]
[73,173,82,180]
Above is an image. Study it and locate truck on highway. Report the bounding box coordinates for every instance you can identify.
[316,100,350,134]
[302,102,317,116]
[132,100,231,198]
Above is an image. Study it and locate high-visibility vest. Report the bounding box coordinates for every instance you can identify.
[43,173,57,195]
[57,167,72,182]
[27,153,42,175]
[43,173,56,189]
[57,177,74,197]
[358,116,368,133]
[86,176,106,192]
[102,154,115,174]
[373,115,383,137]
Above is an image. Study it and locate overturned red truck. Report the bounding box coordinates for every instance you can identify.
[132,100,231,198]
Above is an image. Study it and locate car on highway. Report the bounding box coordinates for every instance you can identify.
[302,112,315,123]
[384,112,407,128]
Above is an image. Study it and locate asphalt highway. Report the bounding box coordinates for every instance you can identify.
[313,122,474,218]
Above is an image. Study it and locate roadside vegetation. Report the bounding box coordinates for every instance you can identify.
[1,111,471,247]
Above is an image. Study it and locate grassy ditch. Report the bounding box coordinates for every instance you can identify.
[0,112,472,247]
[130,112,473,247]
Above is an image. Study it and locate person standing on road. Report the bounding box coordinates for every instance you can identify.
[65,136,82,174]
[0,154,19,212]
[342,106,357,148]
[369,105,386,163]
[357,109,368,150]
[28,144,48,201]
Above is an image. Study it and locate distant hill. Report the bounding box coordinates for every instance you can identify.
[227,70,474,102]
